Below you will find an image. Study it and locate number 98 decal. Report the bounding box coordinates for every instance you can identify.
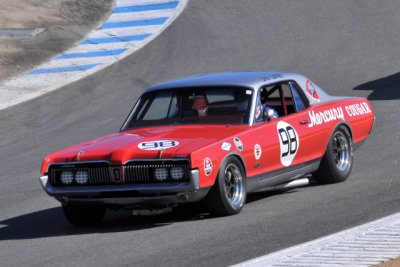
[277,121,299,166]
[138,140,179,150]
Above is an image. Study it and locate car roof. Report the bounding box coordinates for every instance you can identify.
[145,71,306,92]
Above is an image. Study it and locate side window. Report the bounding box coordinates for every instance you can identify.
[289,82,308,112]
[257,81,309,123]
[281,83,293,99]
[280,83,295,115]
[259,82,296,118]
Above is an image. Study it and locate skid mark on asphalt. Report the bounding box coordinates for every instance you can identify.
[0,0,187,110]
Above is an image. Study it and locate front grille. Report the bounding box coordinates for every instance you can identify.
[48,160,191,186]
[124,160,190,184]
[49,163,112,186]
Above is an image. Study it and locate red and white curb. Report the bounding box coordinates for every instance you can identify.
[234,212,400,266]
[0,0,188,111]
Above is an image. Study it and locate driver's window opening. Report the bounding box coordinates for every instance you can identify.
[256,81,307,123]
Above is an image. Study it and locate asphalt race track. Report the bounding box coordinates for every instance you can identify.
[1,0,400,266]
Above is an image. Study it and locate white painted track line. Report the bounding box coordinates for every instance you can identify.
[108,9,175,21]
[116,0,175,6]
[55,42,136,54]
[87,26,160,39]
[233,212,400,267]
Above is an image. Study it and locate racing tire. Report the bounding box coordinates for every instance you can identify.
[204,157,247,216]
[315,126,353,184]
[62,204,106,226]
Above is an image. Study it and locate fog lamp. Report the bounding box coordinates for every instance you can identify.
[75,171,89,184]
[60,171,74,185]
[154,168,168,181]
[170,167,184,180]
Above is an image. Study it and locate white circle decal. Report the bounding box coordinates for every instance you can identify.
[277,121,299,166]
[254,144,262,160]
[138,140,179,150]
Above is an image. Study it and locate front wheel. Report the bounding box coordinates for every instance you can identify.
[204,157,247,216]
[62,204,106,226]
[315,126,353,183]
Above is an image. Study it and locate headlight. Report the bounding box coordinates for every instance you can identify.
[60,171,74,185]
[75,171,89,184]
[170,167,184,180]
[154,168,169,181]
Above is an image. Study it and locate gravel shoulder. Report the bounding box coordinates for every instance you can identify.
[0,0,114,83]
[374,258,400,267]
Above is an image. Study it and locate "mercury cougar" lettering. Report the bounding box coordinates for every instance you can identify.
[308,107,345,128]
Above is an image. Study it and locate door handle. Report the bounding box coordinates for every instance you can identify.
[300,120,309,125]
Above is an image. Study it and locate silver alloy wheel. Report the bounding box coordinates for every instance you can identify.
[332,131,350,171]
[224,163,245,207]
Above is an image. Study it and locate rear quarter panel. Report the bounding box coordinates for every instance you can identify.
[307,97,374,150]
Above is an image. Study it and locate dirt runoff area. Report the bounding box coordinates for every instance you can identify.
[0,0,114,82]
[373,257,400,267]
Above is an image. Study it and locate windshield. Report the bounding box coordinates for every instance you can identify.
[122,87,253,129]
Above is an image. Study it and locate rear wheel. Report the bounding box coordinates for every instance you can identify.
[62,204,106,226]
[204,157,247,216]
[315,126,353,183]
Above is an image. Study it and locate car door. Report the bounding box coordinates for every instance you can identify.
[253,81,317,175]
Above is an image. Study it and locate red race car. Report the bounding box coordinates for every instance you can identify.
[40,72,375,225]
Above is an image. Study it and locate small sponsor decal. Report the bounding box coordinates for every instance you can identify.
[308,107,345,128]
[306,80,320,102]
[345,102,372,117]
[260,73,282,82]
[246,90,252,95]
[138,140,179,150]
[233,137,243,151]
[204,157,213,176]
[254,144,262,160]
[221,142,232,151]
[277,121,299,167]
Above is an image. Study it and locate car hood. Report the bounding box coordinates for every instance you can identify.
[43,125,247,170]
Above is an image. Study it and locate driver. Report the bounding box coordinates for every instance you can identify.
[263,105,278,121]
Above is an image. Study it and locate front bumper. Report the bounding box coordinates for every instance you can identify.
[40,169,209,207]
